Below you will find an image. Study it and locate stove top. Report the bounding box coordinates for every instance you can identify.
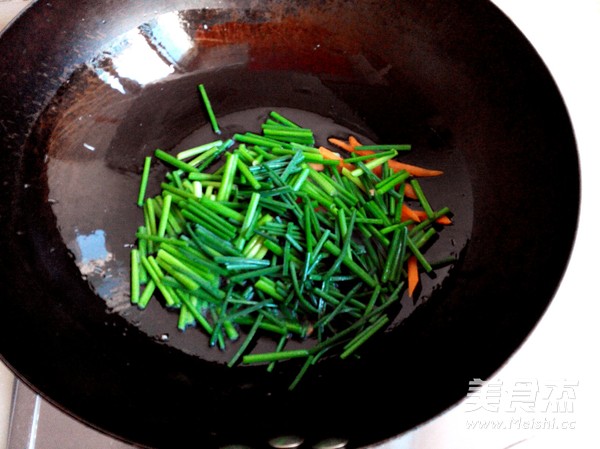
[6,378,133,449]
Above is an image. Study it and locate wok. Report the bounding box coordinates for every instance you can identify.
[0,0,579,447]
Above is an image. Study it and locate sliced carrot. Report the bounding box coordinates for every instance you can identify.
[401,204,421,223]
[318,146,355,172]
[403,182,418,200]
[330,137,443,177]
[387,159,443,177]
[410,209,453,225]
[435,215,453,225]
[411,210,428,221]
[327,137,355,153]
[348,135,362,148]
[348,135,377,156]
[407,255,419,298]
[318,146,343,171]
[318,146,343,161]
[308,163,325,171]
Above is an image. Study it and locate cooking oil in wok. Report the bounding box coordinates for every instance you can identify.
[31,40,472,361]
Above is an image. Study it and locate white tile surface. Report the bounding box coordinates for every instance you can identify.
[0,2,28,442]
[0,5,28,445]
[0,363,13,449]
[0,6,28,447]
[0,0,30,31]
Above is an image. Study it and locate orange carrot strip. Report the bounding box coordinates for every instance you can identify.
[318,146,343,161]
[347,135,374,155]
[401,204,421,223]
[387,159,444,177]
[308,163,325,171]
[350,136,380,156]
[368,157,443,178]
[411,209,453,225]
[327,137,356,153]
[403,183,418,199]
[318,146,356,172]
[331,136,443,177]
[412,210,428,221]
[348,135,362,148]
[436,215,453,225]
[407,255,419,298]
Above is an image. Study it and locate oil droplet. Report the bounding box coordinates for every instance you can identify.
[268,435,304,449]
[313,438,349,449]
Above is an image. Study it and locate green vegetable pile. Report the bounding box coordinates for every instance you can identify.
[130,85,452,389]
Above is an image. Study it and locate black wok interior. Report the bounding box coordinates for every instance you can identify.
[0,0,579,448]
